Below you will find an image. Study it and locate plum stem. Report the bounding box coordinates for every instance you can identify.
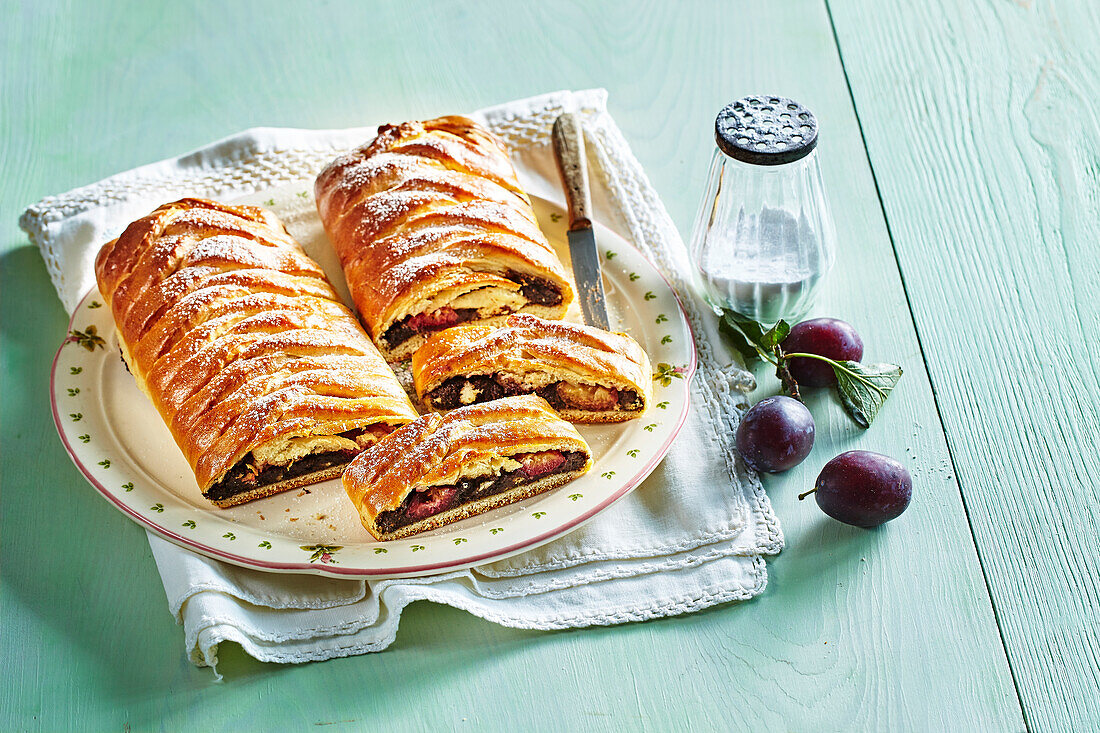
[785,351,896,400]
[775,352,802,402]
[784,351,842,368]
[797,487,817,501]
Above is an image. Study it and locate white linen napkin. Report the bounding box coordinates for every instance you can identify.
[21,89,781,671]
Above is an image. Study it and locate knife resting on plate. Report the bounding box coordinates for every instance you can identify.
[551,113,610,330]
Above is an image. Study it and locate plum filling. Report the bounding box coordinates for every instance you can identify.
[380,273,563,349]
[382,307,479,349]
[204,425,394,502]
[374,450,587,534]
[427,375,642,413]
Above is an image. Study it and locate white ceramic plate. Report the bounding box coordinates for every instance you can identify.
[50,186,695,577]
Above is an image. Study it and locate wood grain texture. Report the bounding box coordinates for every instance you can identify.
[2,0,1024,729]
[828,0,1100,729]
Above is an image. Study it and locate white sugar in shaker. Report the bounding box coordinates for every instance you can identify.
[689,96,836,324]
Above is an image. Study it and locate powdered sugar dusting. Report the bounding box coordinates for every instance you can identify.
[346,394,587,511]
[315,116,569,351]
[105,199,417,492]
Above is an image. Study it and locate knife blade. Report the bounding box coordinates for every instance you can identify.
[551,113,610,330]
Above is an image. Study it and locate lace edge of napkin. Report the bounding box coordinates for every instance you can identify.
[578,103,784,556]
[189,554,768,670]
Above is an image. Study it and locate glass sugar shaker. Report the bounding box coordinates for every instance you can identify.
[689,95,836,324]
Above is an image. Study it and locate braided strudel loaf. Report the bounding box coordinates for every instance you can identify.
[343,395,592,540]
[314,116,574,361]
[94,198,419,507]
[412,314,652,422]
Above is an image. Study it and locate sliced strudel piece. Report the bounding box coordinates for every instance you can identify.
[342,395,593,540]
[94,198,420,507]
[411,314,652,423]
[314,115,574,360]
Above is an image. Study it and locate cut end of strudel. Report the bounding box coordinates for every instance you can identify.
[342,395,593,540]
[411,314,653,423]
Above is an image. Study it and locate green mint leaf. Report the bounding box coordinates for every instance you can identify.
[718,315,762,365]
[722,310,768,346]
[760,319,791,350]
[832,361,903,428]
[717,309,787,368]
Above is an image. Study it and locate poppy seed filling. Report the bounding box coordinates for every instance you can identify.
[205,427,387,502]
[428,375,642,412]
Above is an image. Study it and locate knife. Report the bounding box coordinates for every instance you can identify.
[551,113,610,330]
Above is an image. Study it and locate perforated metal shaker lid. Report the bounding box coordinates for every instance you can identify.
[715,95,819,165]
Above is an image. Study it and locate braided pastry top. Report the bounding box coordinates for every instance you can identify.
[314,116,574,360]
[94,198,418,498]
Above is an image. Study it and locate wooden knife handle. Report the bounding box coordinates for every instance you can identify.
[551,113,592,231]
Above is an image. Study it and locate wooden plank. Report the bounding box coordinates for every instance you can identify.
[827,0,1100,729]
[1,0,1022,729]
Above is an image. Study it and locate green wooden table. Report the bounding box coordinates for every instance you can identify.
[3,1,1096,730]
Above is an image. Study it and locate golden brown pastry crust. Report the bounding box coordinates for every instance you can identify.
[411,314,653,422]
[314,116,574,360]
[343,395,592,540]
[94,198,419,506]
